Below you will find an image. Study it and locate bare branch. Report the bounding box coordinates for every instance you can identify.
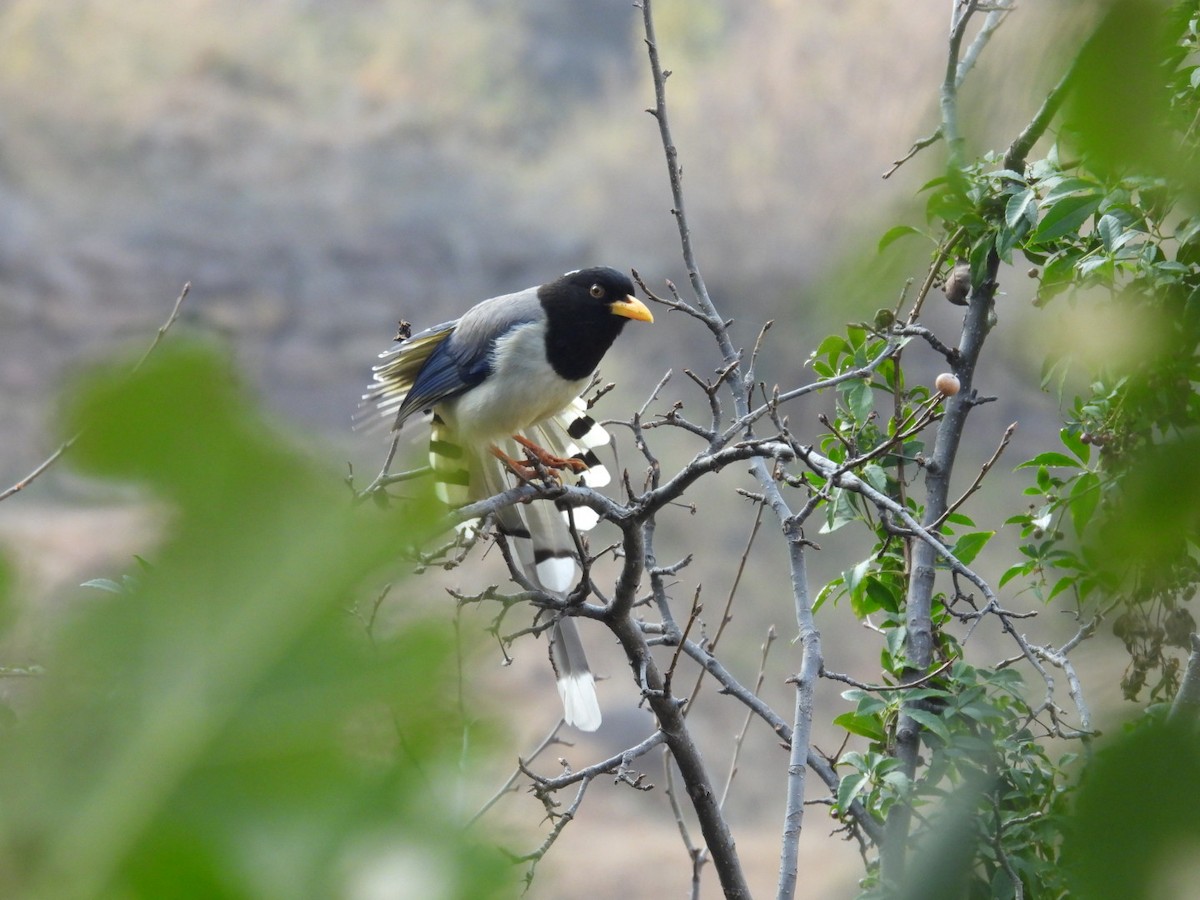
[663,747,707,898]
[527,729,666,794]
[932,421,1017,530]
[1,282,191,503]
[468,720,567,827]
[777,500,823,900]
[1170,634,1200,726]
[719,627,776,810]
[821,659,956,693]
[904,226,967,323]
[956,1,1014,87]
[898,324,959,364]
[883,128,943,179]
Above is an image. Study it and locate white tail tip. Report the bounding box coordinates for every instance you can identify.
[557,673,601,732]
[535,555,577,594]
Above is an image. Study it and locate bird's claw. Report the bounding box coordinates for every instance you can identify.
[511,435,589,474]
[489,446,543,484]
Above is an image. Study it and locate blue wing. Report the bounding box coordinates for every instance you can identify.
[359,287,543,432]
[394,330,492,421]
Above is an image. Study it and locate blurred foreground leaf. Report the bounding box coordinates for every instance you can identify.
[1065,0,1199,196]
[0,343,511,899]
[1094,432,1200,574]
[1065,719,1200,900]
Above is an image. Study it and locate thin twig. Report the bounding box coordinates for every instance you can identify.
[883,128,944,179]
[719,626,776,810]
[956,1,1014,87]
[0,283,191,503]
[821,659,955,693]
[905,226,967,323]
[665,587,703,695]
[663,746,707,897]
[684,500,765,714]
[931,421,1016,530]
[468,722,567,827]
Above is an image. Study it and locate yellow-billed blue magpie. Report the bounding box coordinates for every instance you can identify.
[361,267,652,730]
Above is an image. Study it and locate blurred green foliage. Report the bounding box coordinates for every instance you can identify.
[819,0,1200,896]
[1002,0,1200,704]
[1065,719,1200,900]
[0,343,511,899]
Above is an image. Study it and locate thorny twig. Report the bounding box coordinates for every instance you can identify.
[468,720,567,828]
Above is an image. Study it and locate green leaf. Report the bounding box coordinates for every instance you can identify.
[999,562,1031,589]
[904,707,951,742]
[1064,0,1186,180]
[1005,187,1037,229]
[863,576,902,616]
[1097,212,1132,252]
[1017,451,1082,470]
[1065,722,1200,900]
[994,223,1022,264]
[1060,427,1091,465]
[918,174,948,194]
[821,488,858,534]
[1177,215,1200,248]
[17,343,514,900]
[844,558,871,599]
[836,771,871,812]
[986,168,1028,183]
[841,379,874,424]
[812,579,840,614]
[1039,248,1084,296]
[1041,177,1103,205]
[968,235,993,288]
[878,224,924,254]
[80,578,126,594]
[1030,194,1102,244]
[862,463,889,493]
[951,531,994,566]
[812,333,849,363]
[834,713,886,744]
[1069,471,1102,537]
[1047,575,1077,602]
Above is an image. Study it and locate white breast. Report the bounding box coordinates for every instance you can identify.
[441,322,587,445]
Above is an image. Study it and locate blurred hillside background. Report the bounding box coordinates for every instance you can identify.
[0,1,1118,897]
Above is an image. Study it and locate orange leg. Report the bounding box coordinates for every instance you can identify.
[511,435,589,473]
[489,445,541,482]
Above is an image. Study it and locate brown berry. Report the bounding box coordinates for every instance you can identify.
[943,261,971,306]
[935,373,961,396]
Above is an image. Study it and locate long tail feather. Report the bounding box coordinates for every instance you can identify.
[419,396,611,730]
[550,620,601,732]
[429,414,471,506]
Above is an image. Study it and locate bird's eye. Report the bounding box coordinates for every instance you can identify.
[589,284,605,299]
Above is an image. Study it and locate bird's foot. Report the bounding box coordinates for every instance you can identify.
[511,435,589,473]
[489,446,542,483]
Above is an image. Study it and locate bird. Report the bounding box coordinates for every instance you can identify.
[359,267,653,730]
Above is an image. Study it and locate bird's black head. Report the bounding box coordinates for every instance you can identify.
[539,267,653,381]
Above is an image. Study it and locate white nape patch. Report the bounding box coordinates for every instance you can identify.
[557,672,601,732]
[536,556,577,594]
[564,506,600,531]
